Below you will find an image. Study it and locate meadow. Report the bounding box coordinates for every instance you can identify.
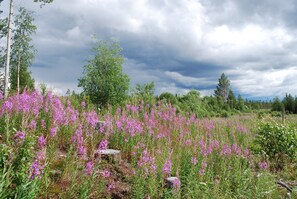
[0,91,296,199]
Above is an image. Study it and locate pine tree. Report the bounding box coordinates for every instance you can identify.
[283,93,294,113]
[214,73,230,103]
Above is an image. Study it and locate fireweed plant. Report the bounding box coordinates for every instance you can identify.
[0,91,294,198]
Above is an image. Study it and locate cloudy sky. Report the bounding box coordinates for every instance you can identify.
[1,0,297,99]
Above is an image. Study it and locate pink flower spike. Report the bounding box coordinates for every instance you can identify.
[173,178,181,188]
[191,157,198,165]
[14,131,26,144]
[84,161,94,176]
[38,135,46,148]
[99,140,108,150]
[162,159,172,175]
[100,169,110,178]
[50,127,57,137]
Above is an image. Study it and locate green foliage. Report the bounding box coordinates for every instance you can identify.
[283,93,295,113]
[159,92,178,105]
[178,90,208,117]
[252,121,297,167]
[237,94,245,111]
[214,73,230,103]
[227,89,236,109]
[0,133,39,198]
[272,97,283,112]
[270,111,281,117]
[132,81,155,104]
[78,40,130,108]
[9,7,36,92]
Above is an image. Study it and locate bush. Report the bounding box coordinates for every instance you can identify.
[252,121,297,168]
[220,110,230,118]
[270,111,281,117]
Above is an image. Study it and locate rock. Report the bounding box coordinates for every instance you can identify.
[165,177,181,189]
[98,149,121,163]
[95,121,105,130]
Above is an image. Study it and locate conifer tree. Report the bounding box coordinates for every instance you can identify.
[214,73,230,103]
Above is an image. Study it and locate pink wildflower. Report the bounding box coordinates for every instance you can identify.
[30,160,44,179]
[173,178,181,188]
[38,135,46,148]
[191,157,198,165]
[244,148,249,157]
[81,101,86,108]
[258,161,268,170]
[108,182,116,192]
[100,169,110,178]
[50,127,57,137]
[84,161,94,176]
[162,159,172,175]
[99,140,108,150]
[41,120,46,129]
[14,131,26,144]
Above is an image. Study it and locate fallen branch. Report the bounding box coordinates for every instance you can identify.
[277,180,292,193]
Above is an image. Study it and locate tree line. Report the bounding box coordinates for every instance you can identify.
[272,94,297,114]
[77,40,270,117]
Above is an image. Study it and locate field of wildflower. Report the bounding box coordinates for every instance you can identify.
[0,91,296,199]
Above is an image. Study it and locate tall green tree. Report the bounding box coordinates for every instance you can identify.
[9,7,36,92]
[132,81,155,103]
[159,92,178,105]
[227,89,236,109]
[283,93,294,113]
[271,96,283,112]
[214,73,230,103]
[237,94,245,111]
[78,40,130,107]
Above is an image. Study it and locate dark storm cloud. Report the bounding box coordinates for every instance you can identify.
[1,0,297,97]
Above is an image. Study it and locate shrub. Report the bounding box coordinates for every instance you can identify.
[270,111,281,117]
[252,121,297,168]
[220,110,230,118]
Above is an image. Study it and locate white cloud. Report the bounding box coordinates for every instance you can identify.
[165,71,214,87]
[230,67,297,97]
[2,0,297,98]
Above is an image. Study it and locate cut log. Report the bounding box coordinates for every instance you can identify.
[98,149,121,163]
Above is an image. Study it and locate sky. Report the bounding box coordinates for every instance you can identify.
[1,0,297,99]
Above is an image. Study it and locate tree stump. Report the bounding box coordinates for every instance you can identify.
[165,177,180,188]
[95,121,105,130]
[98,149,121,163]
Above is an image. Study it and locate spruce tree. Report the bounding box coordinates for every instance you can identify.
[214,73,230,103]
